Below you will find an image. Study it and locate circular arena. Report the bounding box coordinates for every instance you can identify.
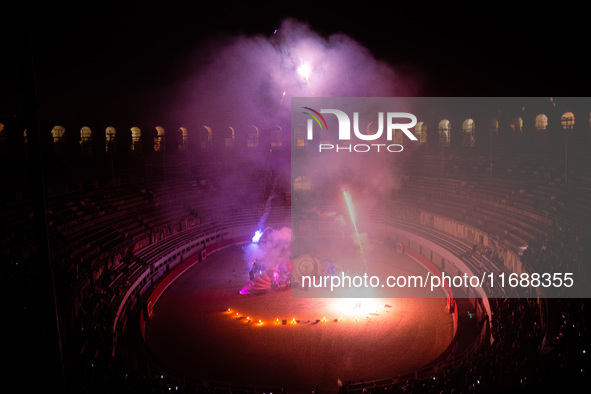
[3,97,591,394]
[144,242,454,392]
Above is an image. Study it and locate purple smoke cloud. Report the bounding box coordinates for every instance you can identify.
[166,18,421,132]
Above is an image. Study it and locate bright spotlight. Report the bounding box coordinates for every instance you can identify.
[297,63,312,84]
[252,230,263,243]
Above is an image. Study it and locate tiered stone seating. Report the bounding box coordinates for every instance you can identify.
[394,149,591,251]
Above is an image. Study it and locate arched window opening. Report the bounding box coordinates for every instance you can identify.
[154,126,166,152]
[79,126,92,154]
[130,127,142,151]
[387,121,404,145]
[106,127,116,152]
[535,114,548,130]
[483,118,498,152]
[51,125,66,143]
[488,118,499,143]
[294,124,306,148]
[248,126,259,148]
[462,119,476,148]
[179,127,188,152]
[438,119,450,147]
[534,114,548,146]
[510,117,523,133]
[489,118,499,134]
[561,112,575,130]
[225,127,235,149]
[202,126,213,152]
[294,176,312,192]
[80,126,92,143]
[270,125,283,151]
[415,121,427,144]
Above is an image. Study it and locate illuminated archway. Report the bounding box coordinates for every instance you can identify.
[415,121,427,144]
[561,112,575,130]
[179,127,188,152]
[51,125,66,143]
[80,126,92,154]
[510,117,523,133]
[438,119,450,147]
[462,119,475,148]
[80,126,92,142]
[248,126,259,148]
[154,126,166,152]
[106,127,116,152]
[294,176,312,191]
[204,126,213,142]
[270,125,283,151]
[489,118,498,132]
[202,126,213,152]
[294,124,306,148]
[225,127,235,149]
[535,114,548,146]
[130,127,142,151]
[535,114,548,130]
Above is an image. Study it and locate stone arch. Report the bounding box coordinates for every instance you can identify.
[535,114,548,146]
[224,127,235,149]
[535,114,548,130]
[462,119,475,148]
[510,117,523,133]
[130,127,142,151]
[106,126,117,152]
[51,125,66,143]
[415,121,427,144]
[270,125,283,150]
[561,112,575,130]
[154,126,166,152]
[438,119,450,147]
[179,127,188,152]
[248,126,260,148]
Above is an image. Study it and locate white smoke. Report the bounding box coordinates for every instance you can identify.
[243,226,291,269]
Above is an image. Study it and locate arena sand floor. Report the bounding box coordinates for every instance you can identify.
[144,242,454,393]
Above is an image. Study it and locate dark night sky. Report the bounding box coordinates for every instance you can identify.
[2,1,589,124]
